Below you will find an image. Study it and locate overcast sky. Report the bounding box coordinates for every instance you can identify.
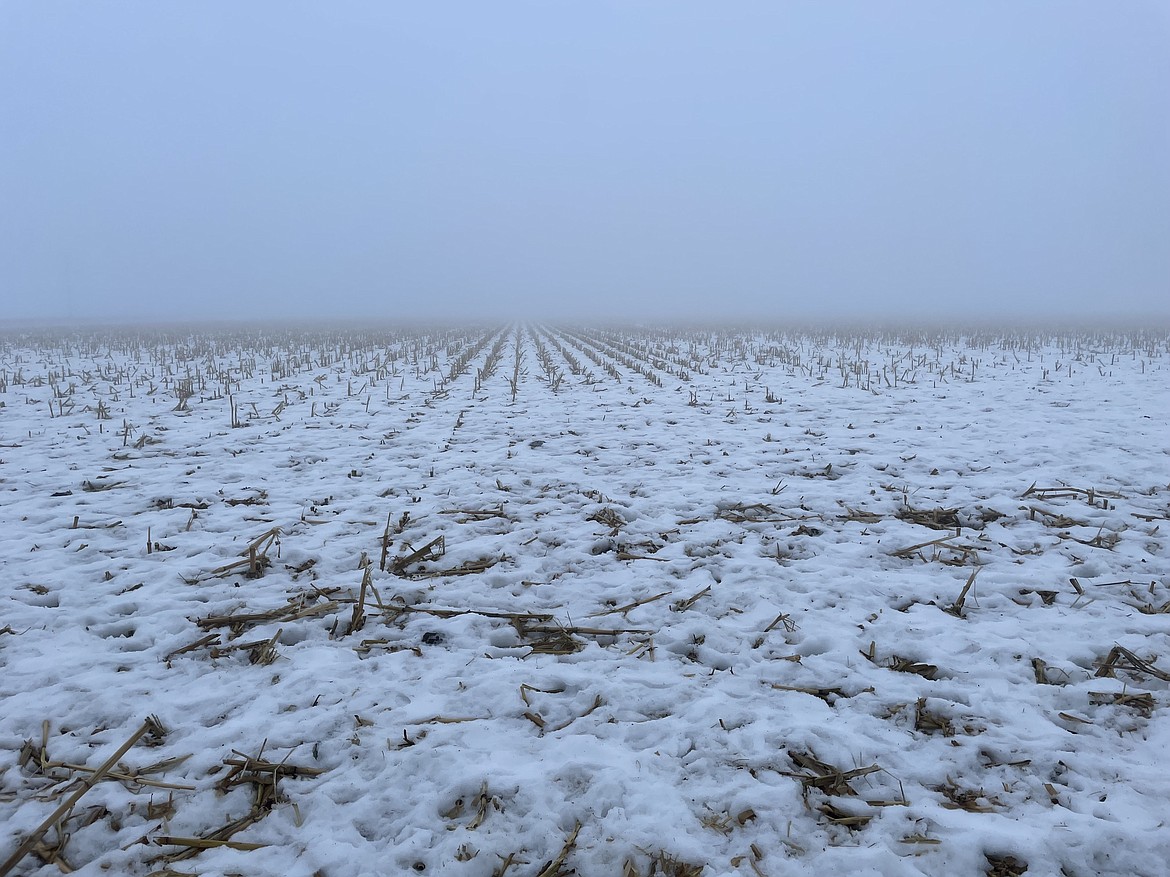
[2,2,1167,325]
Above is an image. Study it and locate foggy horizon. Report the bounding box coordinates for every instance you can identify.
[2,2,1168,326]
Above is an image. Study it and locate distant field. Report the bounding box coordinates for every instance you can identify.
[1,325,1168,877]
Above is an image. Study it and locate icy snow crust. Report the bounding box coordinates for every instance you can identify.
[0,325,1168,877]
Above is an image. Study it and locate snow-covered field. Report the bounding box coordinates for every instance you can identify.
[1,324,1168,877]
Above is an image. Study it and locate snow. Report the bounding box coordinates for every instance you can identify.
[1,324,1168,877]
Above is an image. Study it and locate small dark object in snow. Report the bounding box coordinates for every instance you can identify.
[421,631,445,646]
[986,853,1027,876]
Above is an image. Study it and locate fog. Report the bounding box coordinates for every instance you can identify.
[2,2,1168,326]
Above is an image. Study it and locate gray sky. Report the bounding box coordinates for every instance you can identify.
[2,1,1168,324]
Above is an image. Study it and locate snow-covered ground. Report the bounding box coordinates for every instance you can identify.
[1,324,1168,877]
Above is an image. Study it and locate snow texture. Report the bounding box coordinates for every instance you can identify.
[1,325,1168,877]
